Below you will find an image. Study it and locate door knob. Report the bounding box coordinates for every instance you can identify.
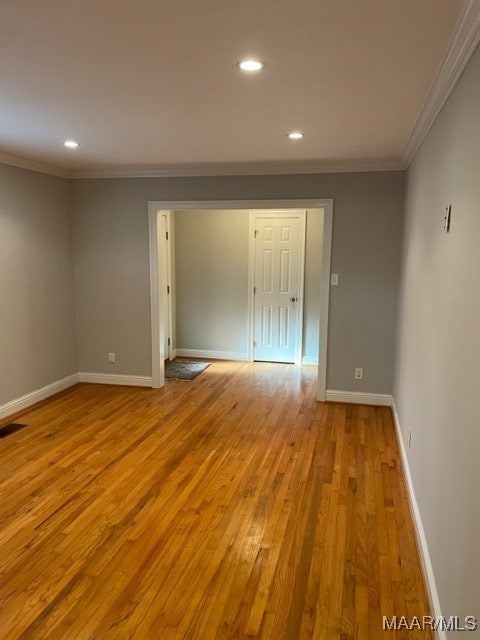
[290,297,298,302]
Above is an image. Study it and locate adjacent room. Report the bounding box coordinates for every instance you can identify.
[1,1,479,638]
[165,208,324,365]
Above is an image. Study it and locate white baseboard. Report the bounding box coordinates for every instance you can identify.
[325,390,393,406]
[302,356,318,366]
[0,373,79,420]
[391,401,445,640]
[170,349,178,360]
[176,349,248,361]
[78,372,152,387]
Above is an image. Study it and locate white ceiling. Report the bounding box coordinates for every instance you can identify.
[0,0,465,176]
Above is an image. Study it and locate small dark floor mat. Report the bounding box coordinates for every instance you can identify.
[165,360,210,381]
[0,423,27,439]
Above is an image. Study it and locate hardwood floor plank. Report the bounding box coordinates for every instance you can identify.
[0,362,433,639]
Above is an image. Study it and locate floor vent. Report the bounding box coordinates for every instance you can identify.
[0,423,27,439]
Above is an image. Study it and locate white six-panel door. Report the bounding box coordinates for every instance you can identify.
[252,212,306,363]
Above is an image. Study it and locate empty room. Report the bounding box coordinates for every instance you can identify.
[0,1,479,639]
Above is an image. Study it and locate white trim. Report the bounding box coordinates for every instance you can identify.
[175,349,248,361]
[402,0,480,166]
[247,214,257,362]
[169,349,178,360]
[325,390,393,406]
[78,373,152,386]
[149,199,333,403]
[0,157,404,181]
[0,374,79,420]
[317,203,333,402]
[67,159,403,180]
[391,401,445,640]
[160,211,174,360]
[148,205,166,389]
[151,199,333,211]
[302,356,318,366]
[0,151,66,178]
[248,210,306,365]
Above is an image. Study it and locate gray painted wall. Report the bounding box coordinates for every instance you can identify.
[71,171,404,392]
[394,44,480,631]
[175,210,249,355]
[0,164,77,405]
[303,209,323,361]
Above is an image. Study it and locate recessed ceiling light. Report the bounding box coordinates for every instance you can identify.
[238,59,264,72]
[288,131,304,140]
[64,140,79,149]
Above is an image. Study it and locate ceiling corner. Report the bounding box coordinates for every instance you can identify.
[402,0,480,167]
[0,151,67,178]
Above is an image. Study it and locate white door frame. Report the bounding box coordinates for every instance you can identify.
[248,210,306,365]
[148,199,333,401]
[149,208,166,390]
[160,211,174,360]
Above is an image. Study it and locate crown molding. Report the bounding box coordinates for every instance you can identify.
[66,158,403,179]
[0,151,66,178]
[0,153,405,180]
[402,0,480,167]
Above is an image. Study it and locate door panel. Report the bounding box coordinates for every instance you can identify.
[262,306,273,346]
[262,250,273,292]
[254,217,302,363]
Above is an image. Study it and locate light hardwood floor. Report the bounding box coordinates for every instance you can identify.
[0,362,432,639]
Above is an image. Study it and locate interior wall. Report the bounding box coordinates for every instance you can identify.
[71,171,404,393]
[0,163,77,406]
[175,210,249,356]
[394,44,480,629]
[303,209,323,361]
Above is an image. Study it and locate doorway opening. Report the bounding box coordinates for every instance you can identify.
[148,199,333,401]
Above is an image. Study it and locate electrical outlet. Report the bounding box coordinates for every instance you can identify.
[330,273,339,286]
[354,367,364,380]
[108,352,116,364]
[408,429,412,448]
